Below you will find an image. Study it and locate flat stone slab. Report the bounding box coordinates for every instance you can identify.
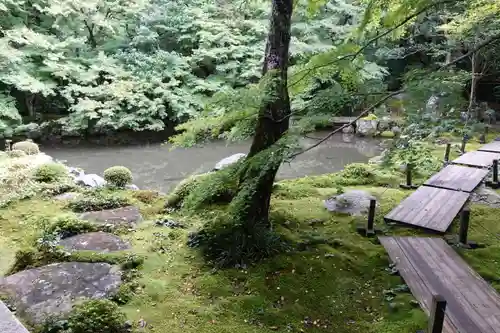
[79,206,142,226]
[58,232,131,252]
[0,301,30,333]
[0,262,122,324]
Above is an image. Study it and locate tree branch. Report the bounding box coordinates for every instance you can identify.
[439,33,500,70]
[288,0,456,88]
[290,31,500,159]
[289,90,404,158]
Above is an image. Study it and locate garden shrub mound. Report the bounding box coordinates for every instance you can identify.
[33,162,68,183]
[103,166,133,188]
[11,141,40,155]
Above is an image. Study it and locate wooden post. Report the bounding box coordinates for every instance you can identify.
[5,139,12,151]
[400,163,416,189]
[366,199,376,236]
[428,295,447,333]
[493,159,498,184]
[459,207,470,245]
[460,138,467,154]
[444,143,451,163]
[406,163,412,187]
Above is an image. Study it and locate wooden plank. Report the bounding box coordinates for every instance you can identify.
[424,165,489,192]
[451,151,500,168]
[479,141,500,153]
[379,237,500,333]
[384,187,469,232]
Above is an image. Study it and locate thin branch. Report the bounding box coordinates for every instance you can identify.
[439,33,500,70]
[290,31,500,159]
[289,90,404,158]
[288,0,455,88]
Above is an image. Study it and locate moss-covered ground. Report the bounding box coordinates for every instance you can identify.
[1,134,500,333]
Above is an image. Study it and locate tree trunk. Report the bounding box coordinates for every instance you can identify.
[230,0,293,228]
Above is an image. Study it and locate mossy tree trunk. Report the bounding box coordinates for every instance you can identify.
[229,0,293,229]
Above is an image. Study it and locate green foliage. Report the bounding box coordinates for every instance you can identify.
[33,163,68,183]
[382,139,442,177]
[103,166,133,188]
[11,141,40,155]
[68,299,127,333]
[67,191,131,212]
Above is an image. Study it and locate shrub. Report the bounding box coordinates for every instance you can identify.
[33,162,68,183]
[103,166,133,187]
[68,299,126,333]
[12,140,40,155]
[67,192,131,212]
[7,149,27,158]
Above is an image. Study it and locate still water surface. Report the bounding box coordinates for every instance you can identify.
[42,132,382,192]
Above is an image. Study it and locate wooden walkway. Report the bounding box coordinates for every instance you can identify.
[384,187,469,232]
[383,142,500,232]
[425,165,489,192]
[379,237,500,333]
[451,150,500,168]
[478,141,500,153]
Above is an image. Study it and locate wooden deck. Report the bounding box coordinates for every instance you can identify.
[384,186,469,232]
[451,151,500,168]
[479,141,500,153]
[424,165,489,192]
[379,237,500,333]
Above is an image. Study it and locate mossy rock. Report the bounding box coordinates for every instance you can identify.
[380,131,395,138]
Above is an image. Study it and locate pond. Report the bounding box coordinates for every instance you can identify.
[41,132,382,193]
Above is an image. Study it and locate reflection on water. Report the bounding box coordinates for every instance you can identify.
[42,132,382,192]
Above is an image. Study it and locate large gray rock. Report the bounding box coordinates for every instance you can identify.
[324,190,376,216]
[75,174,106,188]
[0,262,122,324]
[355,119,378,137]
[80,206,142,227]
[58,232,131,252]
[214,153,246,171]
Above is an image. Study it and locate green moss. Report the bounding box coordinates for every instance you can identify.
[68,299,127,333]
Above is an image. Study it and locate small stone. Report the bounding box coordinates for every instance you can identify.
[53,192,81,201]
[154,218,185,229]
[324,190,376,216]
[125,184,139,190]
[213,153,246,171]
[75,174,106,188]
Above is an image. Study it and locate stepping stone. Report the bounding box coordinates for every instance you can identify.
[0,262,122,324]
[79,206,142,227]
[58,232,131,252]
[53,192,80,201]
